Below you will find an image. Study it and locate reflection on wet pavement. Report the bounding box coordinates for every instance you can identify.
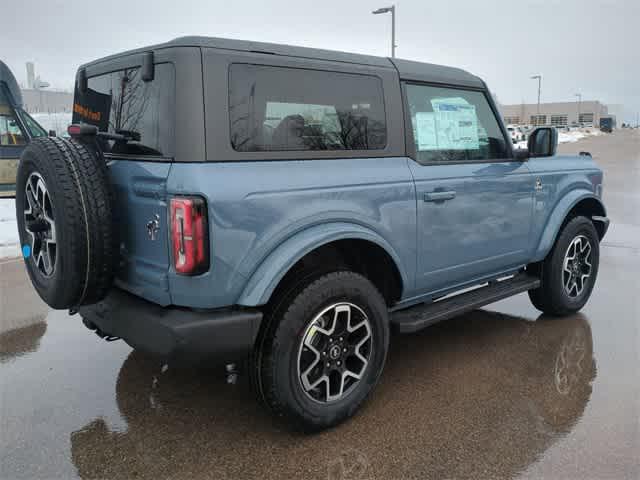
[0,321,47,363]
[67,312,595,480]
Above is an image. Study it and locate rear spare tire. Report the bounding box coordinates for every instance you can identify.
[16,137,116,309]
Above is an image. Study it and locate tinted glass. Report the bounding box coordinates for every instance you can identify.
[404,84,508,163]
[229,64,386,152]
[20,110,47,138]
[72,63,175,156]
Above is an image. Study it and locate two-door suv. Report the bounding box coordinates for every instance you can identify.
[16,37,608,430]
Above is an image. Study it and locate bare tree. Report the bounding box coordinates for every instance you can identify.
[110,68,152,134]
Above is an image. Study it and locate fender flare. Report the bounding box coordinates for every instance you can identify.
[532,190,606,262]
[236,222,408,307]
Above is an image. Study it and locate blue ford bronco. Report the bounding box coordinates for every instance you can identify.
[16,37,608,431]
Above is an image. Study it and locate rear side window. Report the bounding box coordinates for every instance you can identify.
[229,64,387,152]
[72,63,175,157]
[404,84,508,163]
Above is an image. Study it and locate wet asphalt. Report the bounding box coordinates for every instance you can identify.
[1,129,638,479]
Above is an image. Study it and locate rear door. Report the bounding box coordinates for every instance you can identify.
[73,61,176,305]
[404,83,534,295]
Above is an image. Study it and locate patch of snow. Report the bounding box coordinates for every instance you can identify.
[513,128,602,150]
[31,112,72,137]
[0,199,20,258]
[558,131,586,143]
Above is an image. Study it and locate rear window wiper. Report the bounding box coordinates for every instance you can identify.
[67,124,140,142]
[114,129,141,142]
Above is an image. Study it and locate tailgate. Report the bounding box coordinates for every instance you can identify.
[109,160,172,306]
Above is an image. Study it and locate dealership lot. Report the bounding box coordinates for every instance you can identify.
[1,129,638,479]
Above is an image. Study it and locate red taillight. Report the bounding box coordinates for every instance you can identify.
[170,196,209,275]
[67,124,81,136]
[67,123,99,137]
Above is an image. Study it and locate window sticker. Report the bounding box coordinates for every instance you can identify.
[415,112,437,150]
[416,97,480,151]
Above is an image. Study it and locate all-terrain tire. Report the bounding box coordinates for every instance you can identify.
[528,216,599,316]
[16,137,116,309]
[253,271,390,432]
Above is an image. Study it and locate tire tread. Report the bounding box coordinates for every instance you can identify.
[255,271,389,431]
[528,216,599,316]
[16,137,115,309]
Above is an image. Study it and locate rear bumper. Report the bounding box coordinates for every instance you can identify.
[78,288,262,365]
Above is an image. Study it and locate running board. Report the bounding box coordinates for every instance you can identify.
[391,274,540,333]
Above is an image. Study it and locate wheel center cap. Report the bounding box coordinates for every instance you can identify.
[329,345,342,360]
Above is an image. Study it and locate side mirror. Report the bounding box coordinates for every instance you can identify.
[48,130,56,137]
[513,148,529,161]
[528,127,558,157]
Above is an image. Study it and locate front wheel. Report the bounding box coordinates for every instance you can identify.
[253,271,389,431]
[528,216,600,315]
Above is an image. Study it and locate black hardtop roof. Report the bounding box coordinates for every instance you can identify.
[80,36,484,88]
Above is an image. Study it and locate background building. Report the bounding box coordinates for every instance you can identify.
[500,101,609,127]
[21,88,72,113]
[20,62,72,113]
[26,61,35,89]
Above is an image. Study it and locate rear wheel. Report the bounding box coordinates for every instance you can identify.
[528,216,599,315]
[254,271,389,431]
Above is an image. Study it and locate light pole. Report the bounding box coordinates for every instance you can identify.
[575,93,582,127]
[372,6,396,58]
[530,74,542,123]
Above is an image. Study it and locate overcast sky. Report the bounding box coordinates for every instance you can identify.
[4,0,638,122]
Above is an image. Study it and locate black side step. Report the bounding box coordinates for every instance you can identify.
[391,273,540,333]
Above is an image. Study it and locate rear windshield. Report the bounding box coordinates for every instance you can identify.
[72,63,175,157]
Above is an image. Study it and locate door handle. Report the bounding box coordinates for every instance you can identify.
[424,191,456,202]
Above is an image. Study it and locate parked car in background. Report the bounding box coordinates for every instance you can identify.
[518,125,527,140]
[1,61,50,197]
[599,116,615,133]
[506,125,525,143]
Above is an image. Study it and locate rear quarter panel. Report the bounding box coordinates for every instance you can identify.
[166,158,416,309]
